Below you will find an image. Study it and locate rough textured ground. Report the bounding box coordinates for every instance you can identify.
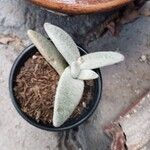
[0,0,150,150]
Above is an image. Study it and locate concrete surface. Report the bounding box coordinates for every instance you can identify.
[0,0,150,150]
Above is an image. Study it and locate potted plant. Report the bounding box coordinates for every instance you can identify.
[9,23,124,131]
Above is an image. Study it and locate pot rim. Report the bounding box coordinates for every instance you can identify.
[9,44,102,131]
[30,0,131,15]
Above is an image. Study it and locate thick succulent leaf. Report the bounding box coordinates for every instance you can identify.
[27,30,68,75]
[78,70,99,80]
[44,23,80,65]
[78,52,124,70]
[53,67,84,127]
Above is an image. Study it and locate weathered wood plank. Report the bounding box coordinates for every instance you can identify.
[105,90,150,150]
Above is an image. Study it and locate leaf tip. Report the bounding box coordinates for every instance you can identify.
[44,23,54,31]
[78,69,99,80]
[105,51,125,64]
[118,53,125,62]
[27,29,37,40]
[44,22,50,29]
[93,72,99,79]
[53,117,62,127]
[27,29,34,36]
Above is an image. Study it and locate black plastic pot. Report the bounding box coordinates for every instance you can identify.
[9,44,102,131]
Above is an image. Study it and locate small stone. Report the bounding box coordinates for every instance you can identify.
[125,114,130,118]
[82,102,86,108]
[32,55,37,59]
[135,89,140,94]
[133,109,137,113]
[35,111,41,121]
[139,55,147,62]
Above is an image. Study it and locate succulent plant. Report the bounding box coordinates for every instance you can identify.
[28,23,124,127]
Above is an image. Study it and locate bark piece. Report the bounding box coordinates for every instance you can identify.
[105,90,150,150]
[105,123,126,150]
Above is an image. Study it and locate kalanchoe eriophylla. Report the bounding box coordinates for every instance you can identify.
[28,23,125,127]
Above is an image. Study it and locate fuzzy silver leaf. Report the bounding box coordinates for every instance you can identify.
[44,23,80,65]
[78,70,99,80]
[27,30,68,75]
[53,67,84,127]
[78,52,124,70]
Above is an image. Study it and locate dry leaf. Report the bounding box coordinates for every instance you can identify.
[0,35,15,44]
[0,34,24,51]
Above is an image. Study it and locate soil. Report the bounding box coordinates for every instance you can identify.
[14,52,94,124]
